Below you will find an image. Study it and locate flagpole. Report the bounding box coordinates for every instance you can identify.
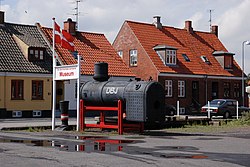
[77,54,80,131]
[52,18,56,131]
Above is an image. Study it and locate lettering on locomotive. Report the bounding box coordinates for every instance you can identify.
[106,87,118,94]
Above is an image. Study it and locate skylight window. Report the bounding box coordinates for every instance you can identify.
[182,54,190,62]
[201,56,210,64]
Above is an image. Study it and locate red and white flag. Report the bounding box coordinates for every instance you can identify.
[54,22,74,51]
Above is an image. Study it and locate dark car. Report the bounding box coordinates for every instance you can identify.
[201,99,238,119]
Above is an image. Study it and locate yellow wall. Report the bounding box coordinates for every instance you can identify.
[4,76,52,111]
[0,76,4,108]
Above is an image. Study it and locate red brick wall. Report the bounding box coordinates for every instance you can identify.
[113,22,158,81]
[158,75,244,112]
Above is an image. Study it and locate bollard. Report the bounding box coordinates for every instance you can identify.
[59,101,69,127]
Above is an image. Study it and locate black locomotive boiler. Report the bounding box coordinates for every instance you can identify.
[80,62,165,124]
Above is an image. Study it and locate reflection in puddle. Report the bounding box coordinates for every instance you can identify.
[0,136,134,153]
[160,154,208,159]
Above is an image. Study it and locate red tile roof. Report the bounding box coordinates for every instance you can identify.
[126,21,242,76]
[40,26,134,77]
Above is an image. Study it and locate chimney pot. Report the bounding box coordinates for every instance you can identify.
[0,11,4,24]
[153,16,162,29]
[211,25,218,37]
[185,20,193,33]
[64,18,76,35]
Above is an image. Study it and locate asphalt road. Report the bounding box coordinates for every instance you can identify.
[0,127,250,167]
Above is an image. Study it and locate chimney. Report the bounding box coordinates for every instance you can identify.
[185,20,193,33]
[211,25,218,37]
[64,18,76,35]
[0,11,4,24]
[153,16,162,29]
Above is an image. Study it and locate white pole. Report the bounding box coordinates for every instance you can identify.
[52,18,56,131]
[207,101,211,119]
[76,54,81,131]
[236,101,239,120]
[177,101,180,116]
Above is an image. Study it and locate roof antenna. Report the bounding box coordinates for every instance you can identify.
[208,9,214,31]
[74,0,82,30]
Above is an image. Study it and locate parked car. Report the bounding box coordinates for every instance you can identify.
[201,99,249,119]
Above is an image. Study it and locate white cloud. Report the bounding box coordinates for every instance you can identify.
[2,0,250,74]
[216,0,250,74]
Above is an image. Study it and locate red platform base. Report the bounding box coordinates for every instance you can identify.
[80,100,144,135]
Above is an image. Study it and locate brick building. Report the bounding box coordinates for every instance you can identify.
[40,18,135,113]
[113,16,246,114]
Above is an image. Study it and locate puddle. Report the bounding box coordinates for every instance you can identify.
[0,136,135,153]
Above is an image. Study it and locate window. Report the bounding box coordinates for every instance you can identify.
[182,54,190,62]
[156,49,177,65]
[12,111,22,118]
[178,81,185,97]
[130,49,137,66]
[33,110,42,117]
[11,80,24,100]
[201,56,210,64]
[165,80,172,97]
[166,50,176,64]
[233,83,240,98]
[29,47,45,61]
[32,80,43,100]
[224,55,233,69]
[179,108,186,115]
[117,50,123,58]
[224,82,230,98]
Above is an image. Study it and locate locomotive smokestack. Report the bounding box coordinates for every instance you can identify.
[93,62,109,82]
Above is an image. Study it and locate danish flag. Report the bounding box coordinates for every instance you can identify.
[54,22,74,51]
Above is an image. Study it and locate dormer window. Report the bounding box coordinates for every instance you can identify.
[154,45,177,66]
[28,47,45,61]
[213,51,234,70]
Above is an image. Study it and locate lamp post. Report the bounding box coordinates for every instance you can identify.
[242,40,250,106]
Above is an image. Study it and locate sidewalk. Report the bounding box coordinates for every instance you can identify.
[0,117,97,130]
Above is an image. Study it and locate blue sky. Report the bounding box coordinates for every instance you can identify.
[1,0,250,74]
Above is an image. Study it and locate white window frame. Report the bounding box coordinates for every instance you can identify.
[166,50,176,65]
[130,49,137,66]
[165,80,172,97]
[33,110,42,117]
[178,80,185,97]
[12,111,22,118]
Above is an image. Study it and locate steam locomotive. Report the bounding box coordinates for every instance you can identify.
[80,62,165,124]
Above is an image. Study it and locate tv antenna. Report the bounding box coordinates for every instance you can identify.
[208,9,214,31]
[74,0,82,30]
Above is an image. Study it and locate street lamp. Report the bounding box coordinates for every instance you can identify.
[242,40,250,106]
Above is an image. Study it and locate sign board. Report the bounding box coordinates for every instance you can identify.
[55,65,79,80]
